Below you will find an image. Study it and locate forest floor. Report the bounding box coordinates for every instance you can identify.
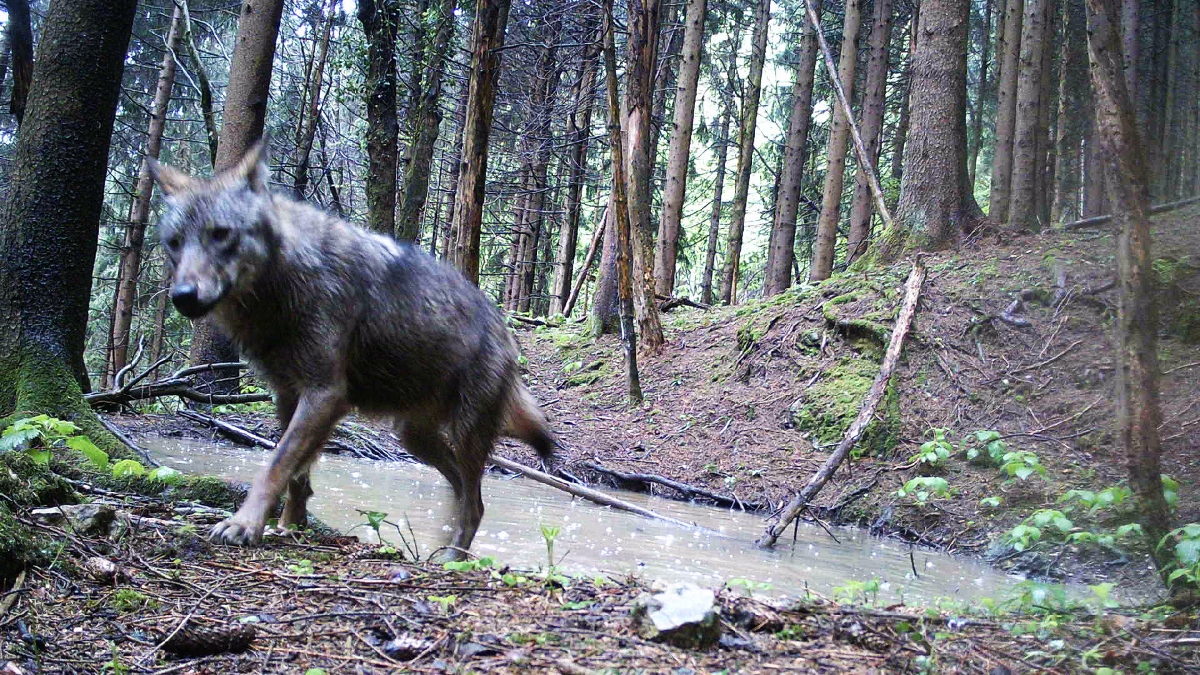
[4,207,1200,673]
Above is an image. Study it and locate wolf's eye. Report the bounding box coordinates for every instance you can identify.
[167,235,182,251]
[210,225,232,243]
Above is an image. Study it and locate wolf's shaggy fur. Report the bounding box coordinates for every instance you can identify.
[150,142,555,559]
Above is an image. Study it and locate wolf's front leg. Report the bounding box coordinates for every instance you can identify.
[211,388,349,545]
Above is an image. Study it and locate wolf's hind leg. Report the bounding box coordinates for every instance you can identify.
[279,472,314,530]
[211,387,348,545]
[439,414,498,562]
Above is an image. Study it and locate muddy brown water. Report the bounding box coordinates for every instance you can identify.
[145,436,1030,604]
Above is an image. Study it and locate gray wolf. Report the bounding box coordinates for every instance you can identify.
[149,141,555,560]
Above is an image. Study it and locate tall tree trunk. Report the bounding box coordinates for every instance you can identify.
[293,1,334,200]
[439,91,468,260]
[1007,0,1049,229]
[764,3,821,296]
[188,0,285,388]
[1120,0,1138,99]
[846,0,893,264]
[653,0,707,296]
[1035,0,1058,226]
[590,202,619,336]
[179,0,219,167]
[1146,0,1169,195]
[551,17,601,316]
[358,0,400,235]
[1083,0,1171,574]
[4,0,31,125]
[891,5,918,185]
[809,0,863,281]
[989,0,1023,221]
[872,0,978,259]
[109,4,185,386]
[451,0,513,284]
[624,0,666,351]
[1051,0,1086,223]
[0,0,137,429]
[602,3,642,404]
[967,0,994,187]
[700,107,730,306]
[397,0,458,243]
[1160,0,1183,199]
[515,18,563,313]
[718,0,771,303]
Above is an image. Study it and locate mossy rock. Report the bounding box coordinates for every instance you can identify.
[789,357,899,456]
[0,451,77,507]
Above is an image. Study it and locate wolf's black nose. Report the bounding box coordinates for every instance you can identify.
[171,283,206,318]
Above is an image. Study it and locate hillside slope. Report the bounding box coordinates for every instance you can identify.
[514,204,1200,594]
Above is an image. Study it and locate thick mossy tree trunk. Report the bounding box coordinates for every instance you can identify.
[0,0,138,445]
[870,0,979,260]
[358,0,401,237]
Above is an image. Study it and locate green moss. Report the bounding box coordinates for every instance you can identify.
[0,451,76,506]
[789,357,898,456]
[0,503,53,585]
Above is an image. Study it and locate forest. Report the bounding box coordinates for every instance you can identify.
[0,0,1199,671]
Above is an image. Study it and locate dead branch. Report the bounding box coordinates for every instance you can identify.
[85,362,265,407]
[178,409,275,448]
[757,257,926,549]
[563,207,607,317]
[1063,194,1200,230]
[655,294,711,312]
[97,416,160,468]
[490,455,696,529]
[579,460,763,510]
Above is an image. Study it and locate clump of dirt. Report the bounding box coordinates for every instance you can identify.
[515,204,1200,596]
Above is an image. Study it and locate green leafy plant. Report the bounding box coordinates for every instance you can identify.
[1158,523,1200,589]
[1,415,108,469]
[110,588,158,613]
[1006,509,1073,552]
[910,428,953,469]
[1161,474,1180,513]
[896,477,952,504]
[999,450,1046,482]
[427,594,457,613]
[444,556,494,572]
[1058,485,1132,515]
[833,577,882,606]
[286,559,316,575]
[980,496,1003,508]
[964,429,1007,465]
[725,577,772,596]
[540,524,561,570]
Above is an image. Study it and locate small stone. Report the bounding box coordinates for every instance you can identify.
[631,582,721,650]
[82,556,120,585]
[382,633,432,660]
[31,503,116,537]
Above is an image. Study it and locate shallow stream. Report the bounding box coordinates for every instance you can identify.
[145,436,1026,605]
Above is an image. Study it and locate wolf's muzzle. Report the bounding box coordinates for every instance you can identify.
[171,283,215,319]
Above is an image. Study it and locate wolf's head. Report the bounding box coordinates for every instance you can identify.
[149,141,278,319]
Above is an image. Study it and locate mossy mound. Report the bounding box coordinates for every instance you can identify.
[0,451,76,506]
[0,503,53,585]
[788,356,898,456]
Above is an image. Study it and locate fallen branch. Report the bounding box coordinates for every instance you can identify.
[1063,194,1200,230]
[178,409,275,448]
[579,460,763,511]
[85,361,264,407]
[490,456,696,529]
[97,416,160,468]
[655,294,710,312]
[563,207,607,317]
[757,257,926,549]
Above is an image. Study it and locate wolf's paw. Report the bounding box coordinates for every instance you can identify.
[210,516,265,546]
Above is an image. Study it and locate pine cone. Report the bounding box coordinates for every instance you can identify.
[162,622,256,657]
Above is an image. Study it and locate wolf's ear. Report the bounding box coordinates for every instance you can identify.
[147,159,193,196]
[230,138,271,194]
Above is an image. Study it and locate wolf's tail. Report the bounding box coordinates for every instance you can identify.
[502,381,557,460]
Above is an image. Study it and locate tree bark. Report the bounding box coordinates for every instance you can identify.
[624,0,666,351]
[178,0,218,168]
[397,0,458,243]
[438,91,469,260]
[718,0,771,303]
[0,0,137,430]
[1006,0,1049,230]
[1051,0,1086,223]
[1083,0,1171,573]
[602,3,643,404]
[989,0,1023,221]
[551,17,601,317]
[188,0,285,388]
[763,3,821,296]
[653,0,707,297]
[358,0,400,236]
[967,0,994,187]
[1120,0,1138,99]
[846,0,893,264]
[890,6,918,185]
[590,201,620,336]
[451,0,513,284]
[872,0,978,260]
[292,1,334,200]
[109,4,185,387]
[4,0,31,125]
[810,0,863,281]
[700,107,730,306]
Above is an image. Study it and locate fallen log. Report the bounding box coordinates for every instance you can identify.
[579,460,763,511]
[757,257,927,549]
[85,361,268,407]
[490,456,697,529]
[1063,194,1200,230]
[655,294,710,312]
